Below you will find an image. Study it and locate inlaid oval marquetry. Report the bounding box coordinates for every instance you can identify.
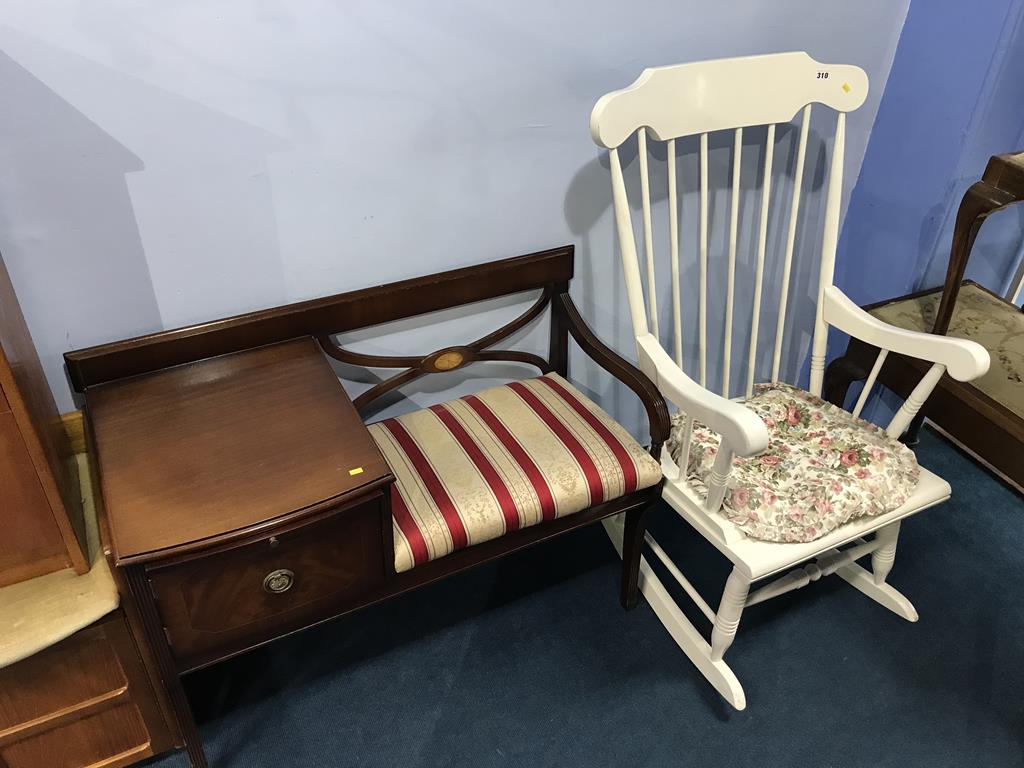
[433,351,464,371]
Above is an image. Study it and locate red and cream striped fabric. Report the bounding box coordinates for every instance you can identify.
[368,373,662,573]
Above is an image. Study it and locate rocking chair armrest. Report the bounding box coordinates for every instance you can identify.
[557,294,671,454]
[635,334,769,458]
[823,286,990,382]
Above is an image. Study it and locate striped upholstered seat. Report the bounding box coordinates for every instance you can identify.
[368,373,663,573]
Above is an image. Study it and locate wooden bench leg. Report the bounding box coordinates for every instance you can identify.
[620,504,653,610]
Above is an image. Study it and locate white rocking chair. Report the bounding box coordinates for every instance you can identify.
[590,52,991,709]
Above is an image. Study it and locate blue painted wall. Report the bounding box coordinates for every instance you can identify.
[829,0,1024,422]
[0,2,912,429]
[834,0,1024,309]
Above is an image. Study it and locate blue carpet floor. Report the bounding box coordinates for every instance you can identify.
[144,428,1023,768]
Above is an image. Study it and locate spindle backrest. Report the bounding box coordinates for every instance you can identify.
[591,52,868,399]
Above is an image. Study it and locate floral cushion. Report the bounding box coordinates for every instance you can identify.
[667,383,920,543]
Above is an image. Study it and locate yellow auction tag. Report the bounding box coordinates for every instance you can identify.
[348,467,364,476]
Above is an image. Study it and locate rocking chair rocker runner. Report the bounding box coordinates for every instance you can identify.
[590,52,991,709]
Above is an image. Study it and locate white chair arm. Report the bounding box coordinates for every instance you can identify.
[635,334,769,457]
[823,286,990,382]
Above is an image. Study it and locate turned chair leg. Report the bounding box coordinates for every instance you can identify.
[872,522,901,585]
[620,505,652,610]
[711,567,750,661]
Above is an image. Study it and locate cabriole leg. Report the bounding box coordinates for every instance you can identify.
[711,567,750,662]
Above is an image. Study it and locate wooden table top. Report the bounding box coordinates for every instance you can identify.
[86,338,391,564]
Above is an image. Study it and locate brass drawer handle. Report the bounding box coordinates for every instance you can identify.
[263,568,295,594]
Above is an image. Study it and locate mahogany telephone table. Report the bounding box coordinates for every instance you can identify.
[71,247,669,767]
[84,338,395,767]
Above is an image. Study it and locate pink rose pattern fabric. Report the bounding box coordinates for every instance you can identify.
[667,383,920,543]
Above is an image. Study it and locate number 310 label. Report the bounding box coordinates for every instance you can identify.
[817,71,829,79]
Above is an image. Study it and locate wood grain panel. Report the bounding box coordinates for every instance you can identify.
[0,612,176,767]
[149,497,385,670]
[0,410,67,586]
[0,623,127,735]
[0,703,150,768]
[87,338,391,562]
[0,254,87,575]
[65,246,575,391]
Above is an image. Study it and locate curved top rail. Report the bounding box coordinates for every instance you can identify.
[590,51,868,149]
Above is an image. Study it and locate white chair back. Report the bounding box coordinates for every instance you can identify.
[590,52,868,398]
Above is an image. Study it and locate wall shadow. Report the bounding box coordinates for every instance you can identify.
[0,49,161,410]
[0,32,292,411]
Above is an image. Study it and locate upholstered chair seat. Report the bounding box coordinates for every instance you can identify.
[368,373,663,573]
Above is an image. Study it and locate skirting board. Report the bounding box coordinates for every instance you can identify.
[61,410,85,455]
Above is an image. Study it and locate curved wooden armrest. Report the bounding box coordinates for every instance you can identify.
[556,294,670,455]
[823,286,990,382]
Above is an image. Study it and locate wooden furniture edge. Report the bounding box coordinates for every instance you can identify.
[74,245,669,766]
[0,364,89,576]
[0,610,175,767]
[173,484,662,675]
[556,292,670,455]
[81,415,184,753]
[65,246,575,391]
[925,421,1024,495]
[932,152,1024,336]
[0,253,88,577]
[861,278,1024,316]
[115,476,393,568]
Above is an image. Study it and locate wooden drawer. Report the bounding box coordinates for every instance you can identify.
[1,704,150,768]
[0,622,128,733]
[0,384,9,413]
[0,612,174,768]
[148,495,387,670]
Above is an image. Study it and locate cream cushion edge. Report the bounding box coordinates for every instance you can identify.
[0,454,119,669]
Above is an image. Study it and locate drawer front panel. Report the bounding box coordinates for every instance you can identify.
[0,613,177,764]
[148,497,385,668]
[0,622,127,733]
[0,702,150,768]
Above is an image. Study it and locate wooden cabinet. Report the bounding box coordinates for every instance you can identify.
[0,411,66,582]
[148,495,387,671]
[0,252,87,587]
[85,338,395,767]
[0,611,176,768]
